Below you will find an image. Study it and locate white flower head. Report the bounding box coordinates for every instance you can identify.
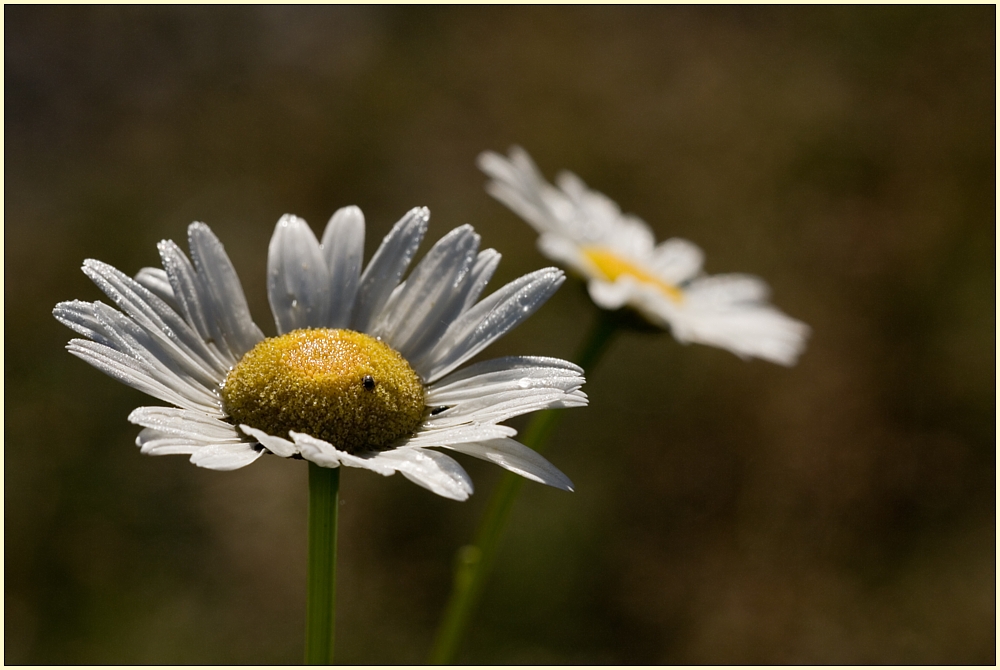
[478,147,810,366]
[54,206,586,501]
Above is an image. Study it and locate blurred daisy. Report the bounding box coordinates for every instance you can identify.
[478,147,810,366]
[54,206,585,500]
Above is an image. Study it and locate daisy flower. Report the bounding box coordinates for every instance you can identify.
[53,206,585,501]
[478,147,810,366]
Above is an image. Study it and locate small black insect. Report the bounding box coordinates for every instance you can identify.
[362,374,376,391]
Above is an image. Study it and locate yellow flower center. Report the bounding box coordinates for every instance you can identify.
[220,328,426,454]
[581,246,684,303]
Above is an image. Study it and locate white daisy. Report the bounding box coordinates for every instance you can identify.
[53,206,586,501]
[478,147,810,366]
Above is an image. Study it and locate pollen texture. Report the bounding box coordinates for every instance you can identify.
[221,328,426,454]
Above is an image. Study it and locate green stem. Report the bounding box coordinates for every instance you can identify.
[305,463,340,665]
[428,308,621,664]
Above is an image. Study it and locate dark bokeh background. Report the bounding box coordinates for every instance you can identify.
[5,6,995,664]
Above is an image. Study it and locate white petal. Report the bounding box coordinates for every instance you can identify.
[460,249,501,312]
[136,428,213,455]
[425,388,587,428]
[439,438,573,492]
[189,443,264,470]
[187,222,264,357]
[82,259,228,386]
[89,301,221,396]
[66,339,217,413]
[293,430,475,502]
[134,426,248,464]
[267,214,331,334]
[350,207,429,332]
[393,247,502,366]
[129,406,237,441]
[427,356,584,402]
[372,448,473,501]
[157,239,237,370]
[402,423,518,448]
[321,206,365,328]
[291,432,397,475]
[415,267,565,383]
[134,267,178,309]
[372,224,480,358]
[135,423,243,450]
[53,300,115,348]
[239,424,299,458]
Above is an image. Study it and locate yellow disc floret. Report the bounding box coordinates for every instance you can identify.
[220,328,426,455]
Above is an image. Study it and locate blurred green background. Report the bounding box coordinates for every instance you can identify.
[5,6,994,664]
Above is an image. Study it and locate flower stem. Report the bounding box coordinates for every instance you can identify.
[428,308,621,664]
[305,462,340,665]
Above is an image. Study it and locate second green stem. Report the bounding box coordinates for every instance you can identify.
[428,308,622,664]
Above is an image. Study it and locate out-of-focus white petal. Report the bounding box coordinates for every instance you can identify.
[321,206,366,328]
[478,149,560,236]
[685,273,771,305]
[587,278,634,310]
[667,284,810,366]
[267,214,331,334]
[536,234,592,278]
[613,214,657,257]
[649,238,704,284]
